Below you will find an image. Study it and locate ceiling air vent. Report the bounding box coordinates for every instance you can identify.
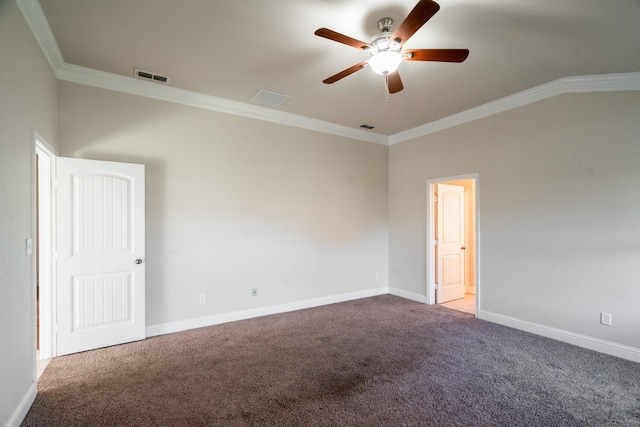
[359,124,375,130]
[135,68,171,84]
[251,89,290,107]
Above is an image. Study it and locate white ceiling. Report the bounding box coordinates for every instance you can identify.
[37,0,640,137]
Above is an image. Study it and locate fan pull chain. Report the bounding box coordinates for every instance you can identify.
[384,75,391,110]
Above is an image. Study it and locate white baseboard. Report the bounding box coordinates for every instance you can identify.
[146,287,389,338]
[389,287,428,304]
[478,309,640,363]
[148,288,640,364]
[8,381,36,427]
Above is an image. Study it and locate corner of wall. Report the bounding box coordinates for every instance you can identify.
[6,382,36,427]
[389,287,428,304]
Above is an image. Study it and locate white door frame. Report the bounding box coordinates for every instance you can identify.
[35,135,57,359]
[426,173,480,310]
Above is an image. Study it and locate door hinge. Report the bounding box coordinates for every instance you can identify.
[53,178,58,188]
[434,240,438,246]
[434,284,440,290]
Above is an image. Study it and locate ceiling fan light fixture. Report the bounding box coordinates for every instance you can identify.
[315,1,468,93]
[368,51,402,75]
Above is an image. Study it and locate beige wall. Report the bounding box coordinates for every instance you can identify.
[57,81,389,328]
[0,0,58,424]
[389,91,640,352]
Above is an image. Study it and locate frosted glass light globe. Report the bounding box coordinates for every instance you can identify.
[368,51,402,75]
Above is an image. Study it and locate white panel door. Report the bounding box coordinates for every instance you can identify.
[56,157,145,356]
[436,183,465,303]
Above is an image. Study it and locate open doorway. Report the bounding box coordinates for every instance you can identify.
[35,137,56,368]
[427,174,478,315]
[34,151,146,362]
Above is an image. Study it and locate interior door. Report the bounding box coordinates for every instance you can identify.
[56,157,145,356]
[436,183,465,303]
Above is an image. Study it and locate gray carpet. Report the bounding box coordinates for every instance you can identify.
[23,295,640,426]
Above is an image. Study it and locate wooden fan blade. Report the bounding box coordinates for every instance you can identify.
[323,61,368,84]
[387,71,404,94]
[314,28,372,51]
[404,48,469,63]
[390,0,440,47]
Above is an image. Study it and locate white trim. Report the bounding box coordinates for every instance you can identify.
[34,132,58,157]
[56,63,389,145]
[16,0,64,74]
[427,183,436,305]
[55,67,640,148]
[7,381,36,427]
[389,72,640,145]
[478,309,640,364]
[389,287,428,303]
[35,136,57,360]
[146,287,389,338]
[16,0,640,147]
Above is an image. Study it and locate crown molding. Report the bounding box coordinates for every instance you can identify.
[56,63,389,145]
[16,0,64,73]
[388,71,640,145]
[18,0,640,148]
[16,0,388,145]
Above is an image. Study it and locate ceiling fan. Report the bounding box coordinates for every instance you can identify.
[314,0,469,94]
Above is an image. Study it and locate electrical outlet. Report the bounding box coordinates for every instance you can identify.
[199,294,206,305]
[375,272,380,280]
[600,312,612,326]
[251,288,257,297]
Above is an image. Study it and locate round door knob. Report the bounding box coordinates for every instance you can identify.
[135,258,143,264]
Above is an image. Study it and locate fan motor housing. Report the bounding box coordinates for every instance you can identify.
[370,32,394,52]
